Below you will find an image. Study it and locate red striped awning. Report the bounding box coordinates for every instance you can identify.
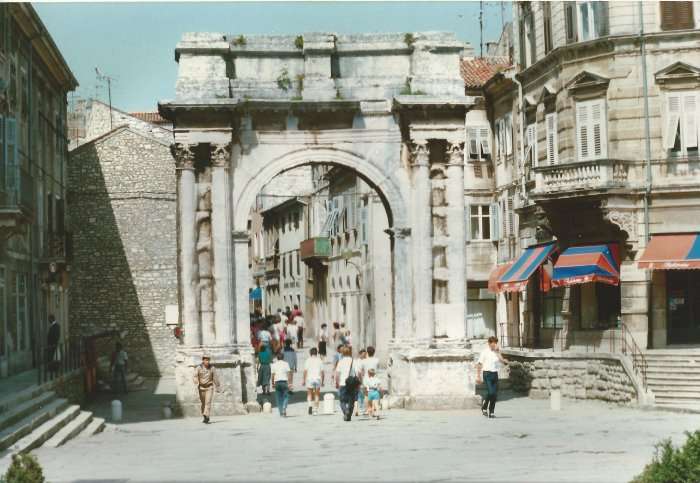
[497,242,557,292]
[488,262,513,293]
[552,244,620,287]
[638,234,700,269]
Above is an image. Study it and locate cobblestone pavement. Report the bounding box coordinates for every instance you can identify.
[31,387,700,483]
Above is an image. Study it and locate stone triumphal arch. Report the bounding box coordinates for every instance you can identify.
[159,32,478,415]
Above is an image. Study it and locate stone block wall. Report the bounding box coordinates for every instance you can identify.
[69,127,178,376]
[506,353,638,405]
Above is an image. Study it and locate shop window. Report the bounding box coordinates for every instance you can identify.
[665,91,698,158]
[579,283,620,329]
[541,286,564,329]
[660,1,694,31]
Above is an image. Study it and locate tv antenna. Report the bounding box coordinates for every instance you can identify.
[95,67,116,129]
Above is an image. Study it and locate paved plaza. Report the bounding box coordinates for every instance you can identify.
[30,390,699,483]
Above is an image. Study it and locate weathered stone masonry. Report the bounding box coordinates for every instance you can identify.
[69,127,178,376]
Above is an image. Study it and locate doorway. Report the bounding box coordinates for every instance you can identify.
[667,270,700,344]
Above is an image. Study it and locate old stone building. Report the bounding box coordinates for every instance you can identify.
[472,1,700,410]
[0,4,76,378]
[68,102,178,376]
[160,31,477,415]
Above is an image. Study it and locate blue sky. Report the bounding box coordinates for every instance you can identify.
[34,2,510,112]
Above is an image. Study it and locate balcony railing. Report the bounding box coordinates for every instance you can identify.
[300,237,331,262]
[42,231,67,261]
[532,157,700,197]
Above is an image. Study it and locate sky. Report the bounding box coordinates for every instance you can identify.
[34,1,511,112]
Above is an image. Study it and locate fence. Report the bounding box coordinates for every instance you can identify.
[34,336,84,386]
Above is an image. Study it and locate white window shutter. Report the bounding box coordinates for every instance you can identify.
[591,100,606,158]
[467,127,478,157]
[577,102,590,161]
[683,93,698,149]
[546,112,559,165]
[480,127,491,155]
[500,199,507,238]
[526,123,537,167]
[507,196,514,236]
[666,94,681,149]
[490,202,500,240]
[505,114,513,155]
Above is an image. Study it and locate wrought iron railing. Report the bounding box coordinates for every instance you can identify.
[34,336,84,386]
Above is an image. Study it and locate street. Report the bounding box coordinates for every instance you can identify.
[31,393,699,483]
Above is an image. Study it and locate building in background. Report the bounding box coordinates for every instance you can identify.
[0,4,77,378]
[68,100,176,376]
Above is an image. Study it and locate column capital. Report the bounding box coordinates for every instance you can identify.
[211,143,232,168]
[447,141,465,166]
[172,143,196,169]
[409,140,429,167]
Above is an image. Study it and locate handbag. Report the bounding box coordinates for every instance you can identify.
[344,358,361,390]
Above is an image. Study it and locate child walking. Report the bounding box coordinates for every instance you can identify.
[364,368,381,419]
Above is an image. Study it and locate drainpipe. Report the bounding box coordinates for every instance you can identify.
[639,1,653,349]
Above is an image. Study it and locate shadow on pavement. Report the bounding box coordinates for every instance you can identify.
[84,377,178,424]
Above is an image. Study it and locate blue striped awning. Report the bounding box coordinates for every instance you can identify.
[497,242,557,292]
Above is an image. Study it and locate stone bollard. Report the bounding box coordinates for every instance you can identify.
[550,389,561,411]
[262,401,272,414]
[323,393,335,415]
[111,400,123,422]
[162,403,173,419]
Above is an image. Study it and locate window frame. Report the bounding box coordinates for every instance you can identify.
[541,286,565,329]
[468,204,492,241]
[545,112,559,165]
[665,90,699,157]
[576,98,608,161]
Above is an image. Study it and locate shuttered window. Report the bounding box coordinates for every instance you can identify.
[467,126,491,160]
[526,123,538,167]
[577,2,609,41]
[545,113,559,165]
[576,99,607,161]
[505,113,513,156]
[665,91,700,155]
[660,1,695,31]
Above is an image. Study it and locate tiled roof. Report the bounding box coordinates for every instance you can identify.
[129,112,168,124]
[460,56,511,89]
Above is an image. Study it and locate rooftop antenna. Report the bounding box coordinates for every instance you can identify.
[501,1,506,31]
[95,67,115,129]
[479,0,484,57]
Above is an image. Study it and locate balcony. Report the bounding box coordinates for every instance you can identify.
[0,166,35,227]
[300,237,330,265]
[264,256,280,286]
[41,231,68,263]
[532,159,632,198]
[532,157,700,200]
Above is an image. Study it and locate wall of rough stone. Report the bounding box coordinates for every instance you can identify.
[68,127,178,376]
[505,352,637,405]
[83,100,173,144]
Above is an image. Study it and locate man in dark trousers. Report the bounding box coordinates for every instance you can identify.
[46,314,60,377]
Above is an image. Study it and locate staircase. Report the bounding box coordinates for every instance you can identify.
[645,349,700,412]
[0,384,105,468]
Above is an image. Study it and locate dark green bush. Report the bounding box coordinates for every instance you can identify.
[3,453,45,483]
[633,430,700,483]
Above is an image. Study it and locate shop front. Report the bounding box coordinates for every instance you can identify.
[639,233,700,346]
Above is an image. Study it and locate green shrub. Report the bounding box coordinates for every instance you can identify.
[3,454,46,483]
[294,35,304,49]
[404,33,415,47]
[232,35,247,47]
[276,68,292,91]
[633,430,700,483]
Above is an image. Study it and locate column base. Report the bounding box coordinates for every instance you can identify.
[174,345,257,417]
[388,341,479,410]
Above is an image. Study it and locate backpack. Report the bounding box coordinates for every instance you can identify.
[344,359,361,391]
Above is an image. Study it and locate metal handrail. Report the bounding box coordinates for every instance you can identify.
[34,336,84,386]
[619,322,648,391]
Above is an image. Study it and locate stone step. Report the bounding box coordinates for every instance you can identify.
[0,385,45,416]
[647,375,700,384]
[1,404,80,455]
[0,391,56,434]
[77,417,105,439]
[645,366,700,374]
[0,398,68,452]
[44,411,93,448]
[645,362,700,369]
[653,391,700,400]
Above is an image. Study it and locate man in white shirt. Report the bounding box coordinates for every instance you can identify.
[271,353,292,417]
[476,336,508,418]
[303,347,324,415]
[335,346,360,421]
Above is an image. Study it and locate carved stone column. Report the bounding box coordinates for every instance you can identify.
[173,143,201,347]
[388,227,413,341]
[232,230,252,348]
[410,141,434,343]
[210,143,234,346]
[444,142,467,339]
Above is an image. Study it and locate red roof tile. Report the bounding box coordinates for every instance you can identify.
[460,57,511,89]
[129,112,168,124]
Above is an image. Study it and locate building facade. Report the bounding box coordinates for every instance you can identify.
[68,100,178,376]
[0,4,77,378]
[477,1,700,359]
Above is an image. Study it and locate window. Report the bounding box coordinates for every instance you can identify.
[576,99,607,161]
[296,251,300,276]
[545,113,559,165]
[665,91,698,157]
[495,114,513,163]
[579,283,621,329]
[565,2,578,43]
[282,254,286,278]
[360,205,368,245]
[467,126,491,161]
[543,2,553,54]
[542,286,564,329]
[526,123,538,167]
[518,3,535,68]
[293,211,299,230]
[660,1,694,31]
[577,2,609,41]
[469,204,491,240]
